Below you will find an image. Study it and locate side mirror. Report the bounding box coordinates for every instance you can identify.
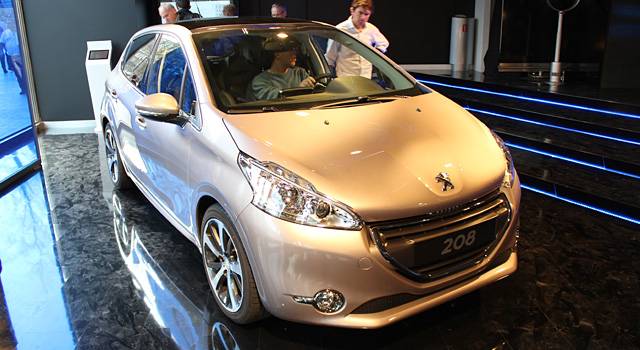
[135,93,187,126]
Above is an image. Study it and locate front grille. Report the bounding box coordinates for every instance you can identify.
[351,293,422,314]
[368,189,511,282]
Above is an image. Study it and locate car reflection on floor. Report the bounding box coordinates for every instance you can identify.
[113,190,203,348]
[111,188,251,350]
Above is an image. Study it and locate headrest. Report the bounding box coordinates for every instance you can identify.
[263,35,301,52]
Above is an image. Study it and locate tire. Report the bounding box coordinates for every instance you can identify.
[104,122,133,190]
[201,204,268,324]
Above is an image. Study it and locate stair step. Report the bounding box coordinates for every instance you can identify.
[456,99,640,142]
[498,132,640,179]
[409,73,640,222]
[475,111,640,166]
[519,173,640,223]
[510,147,640,210]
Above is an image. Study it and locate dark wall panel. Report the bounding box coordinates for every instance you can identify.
[600,0,640,88]
[499,0,610,64]
[22,0,153,122]
[29,0,636,122]
[241,0,474,64]
[372,1,474,64]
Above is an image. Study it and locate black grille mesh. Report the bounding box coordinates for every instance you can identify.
[368,189,511,282]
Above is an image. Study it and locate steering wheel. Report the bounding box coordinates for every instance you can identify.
[313,72,337,86]
[278,73,337,97]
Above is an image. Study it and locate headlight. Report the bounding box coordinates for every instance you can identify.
[492,131,515,188]
[238,153,363,230]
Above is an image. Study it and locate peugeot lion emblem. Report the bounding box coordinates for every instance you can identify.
[435,172,455,191]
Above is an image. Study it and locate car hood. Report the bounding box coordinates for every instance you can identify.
[223,91,506,222]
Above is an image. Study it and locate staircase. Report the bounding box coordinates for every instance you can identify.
[412,72,640,224]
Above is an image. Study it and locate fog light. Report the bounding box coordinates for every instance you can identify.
[313,289,345,313]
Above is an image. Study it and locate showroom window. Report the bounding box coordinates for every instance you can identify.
[0,0,39,193]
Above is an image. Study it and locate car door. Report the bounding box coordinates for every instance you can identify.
[132,34,198,232]
[108,33,158,182]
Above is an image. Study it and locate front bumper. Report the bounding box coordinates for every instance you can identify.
[235,197,519,329]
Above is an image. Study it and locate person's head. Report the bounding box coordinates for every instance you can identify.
[175,0,191,10]
[273,50,297,69]
[264,36,300,69]
[271,3,287,18]
[223,4,238,16]
[350,0,374,29]
[158,4,178,23]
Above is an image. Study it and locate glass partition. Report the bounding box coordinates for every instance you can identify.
[0,0,39,193]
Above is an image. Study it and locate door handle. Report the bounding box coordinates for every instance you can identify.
[135,116,147,129]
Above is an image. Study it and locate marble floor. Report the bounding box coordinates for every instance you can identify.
[0,131,638,350]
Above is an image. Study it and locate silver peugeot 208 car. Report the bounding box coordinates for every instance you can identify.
[101,17,520,329]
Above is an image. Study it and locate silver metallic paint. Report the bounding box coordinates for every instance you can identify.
[101,20,521,329]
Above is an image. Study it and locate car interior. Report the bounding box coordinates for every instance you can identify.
[198,31,341,106]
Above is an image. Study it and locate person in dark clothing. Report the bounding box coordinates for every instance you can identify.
[176,0,202,20]
[223,4,238,16]
[0,41,7,73]
[271,3,287,18]
[158,4,179,23]
[0,23,8,73]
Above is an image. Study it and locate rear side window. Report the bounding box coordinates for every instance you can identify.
[122,34,157,90]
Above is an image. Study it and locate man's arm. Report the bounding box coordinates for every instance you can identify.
[372,30,389,53]
[251,74,280,100]
[325,39,339,72]
[366,24,389,53]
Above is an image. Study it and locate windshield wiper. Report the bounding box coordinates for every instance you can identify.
[227,106,279,114]
[311,95,402,110]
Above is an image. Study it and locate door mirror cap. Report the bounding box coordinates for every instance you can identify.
[135,93,186,125]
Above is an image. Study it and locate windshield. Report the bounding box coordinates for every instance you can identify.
[193,24,426,112]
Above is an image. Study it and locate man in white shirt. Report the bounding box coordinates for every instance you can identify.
[325,0,389,78]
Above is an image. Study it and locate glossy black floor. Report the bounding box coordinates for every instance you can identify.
[0,130,637,349]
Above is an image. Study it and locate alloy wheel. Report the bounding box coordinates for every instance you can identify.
[104,127,121,184]
[203,217,244,313]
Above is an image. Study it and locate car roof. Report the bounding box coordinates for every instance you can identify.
[174,16,314,31]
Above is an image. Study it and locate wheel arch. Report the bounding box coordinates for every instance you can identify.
[192,185,250,250]
[196,193,271,316]
[101,115,110,133]
[195,194,218,244]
